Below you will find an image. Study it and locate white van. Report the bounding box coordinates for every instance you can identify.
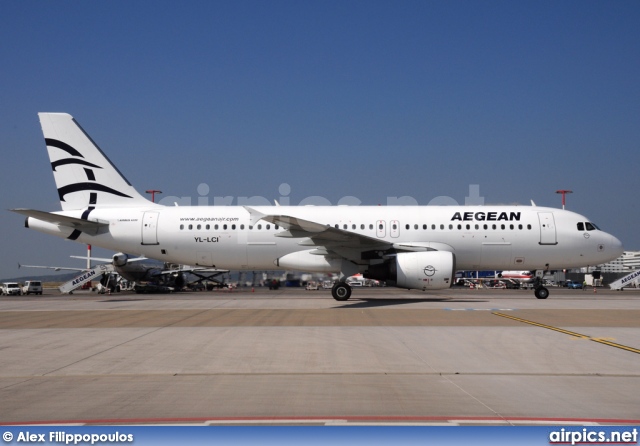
[22,280,43,295]
[2,282,22,296]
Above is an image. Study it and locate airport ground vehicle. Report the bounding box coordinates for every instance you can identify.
[2,282,22,295]
[565,280,583,289]
[22,280,43,295]
[305,281,321,290]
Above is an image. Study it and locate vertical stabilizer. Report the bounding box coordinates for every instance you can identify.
[39,113,153,210]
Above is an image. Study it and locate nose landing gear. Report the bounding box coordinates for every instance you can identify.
[331,282,352,301]
[532,273,549,299]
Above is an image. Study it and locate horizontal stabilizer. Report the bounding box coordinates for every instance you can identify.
[11,208,108,235]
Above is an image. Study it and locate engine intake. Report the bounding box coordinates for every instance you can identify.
[112,253,128,267]
[365,251,455,290]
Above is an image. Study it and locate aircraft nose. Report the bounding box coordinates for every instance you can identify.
[609,234,624,258]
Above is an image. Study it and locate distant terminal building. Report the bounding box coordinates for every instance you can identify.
[565,251,640,287]
[596,251,640,273]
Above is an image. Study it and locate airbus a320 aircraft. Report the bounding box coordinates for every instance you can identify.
[11,113,623,300]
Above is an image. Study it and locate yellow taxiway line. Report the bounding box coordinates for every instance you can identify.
[492,312,640,354]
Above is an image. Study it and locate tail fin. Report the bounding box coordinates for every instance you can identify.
[39,113,153,210]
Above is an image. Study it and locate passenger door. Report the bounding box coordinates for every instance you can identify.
[141,211,159,245]
[538,212,557,245]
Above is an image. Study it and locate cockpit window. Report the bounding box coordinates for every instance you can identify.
[577,222,584,231]
[585,222,599,231]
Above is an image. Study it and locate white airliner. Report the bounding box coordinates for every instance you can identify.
[11,113,624,300]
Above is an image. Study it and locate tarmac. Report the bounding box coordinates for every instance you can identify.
[0,286,639,425]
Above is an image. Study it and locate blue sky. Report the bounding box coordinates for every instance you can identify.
[1,1,639,279]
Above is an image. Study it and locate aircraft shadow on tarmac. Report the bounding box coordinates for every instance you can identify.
[333,298,489,308]
[98,299,149,302]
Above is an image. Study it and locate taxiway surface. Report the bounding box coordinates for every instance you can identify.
[0,287,639,425]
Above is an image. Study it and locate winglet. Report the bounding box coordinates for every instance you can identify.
[243,206,267,226]
[530,200,537,206]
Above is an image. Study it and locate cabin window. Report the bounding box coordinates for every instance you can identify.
[206,224,210,230]
[475,224,479,230]
[483,224,488,230]
[440,224,444,230]
[223,224,227,230]
[188,224,193,230]
[527,224,531,230]
[518,224,522,230]
[414,224,418,230]
[492,224,496,230]
[240,224,245,230]
[232,224,236,230]
[197,224,201,230]
[432,224,436,230]
[258,224,262,230]
[510,224,514,230]
[423,224,427,230]
[501,224,505,230]
[266,224,270,230]
[466,224,470,230]
[180,224,184,230]
[369,224,374,230]
[361,224,365,230]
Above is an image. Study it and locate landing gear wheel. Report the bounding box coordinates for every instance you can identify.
[332,282,352,301]
[535,287,549,299]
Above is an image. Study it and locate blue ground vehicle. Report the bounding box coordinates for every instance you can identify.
[565,280,583,289]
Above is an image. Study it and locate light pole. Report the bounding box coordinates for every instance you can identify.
[146,190,162,203]
[555,190,573,210]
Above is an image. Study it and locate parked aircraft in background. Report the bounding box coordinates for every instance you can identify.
[11,113,623,300]
[497,271,535,282]
[20,252,226,293]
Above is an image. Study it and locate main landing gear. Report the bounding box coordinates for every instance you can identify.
[331,282,352,301]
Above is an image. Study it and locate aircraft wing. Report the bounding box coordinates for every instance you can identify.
[158,267,228,275]
[70,255,149,263]
[11,209,109,234]
[19,263,87,272]
[243,207,443,269]
[244,207,389,249]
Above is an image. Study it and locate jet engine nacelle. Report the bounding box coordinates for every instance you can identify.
[112,253,128,267]
[365,251,455,290]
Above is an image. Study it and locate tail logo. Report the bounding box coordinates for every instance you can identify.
[46,138,133,203]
